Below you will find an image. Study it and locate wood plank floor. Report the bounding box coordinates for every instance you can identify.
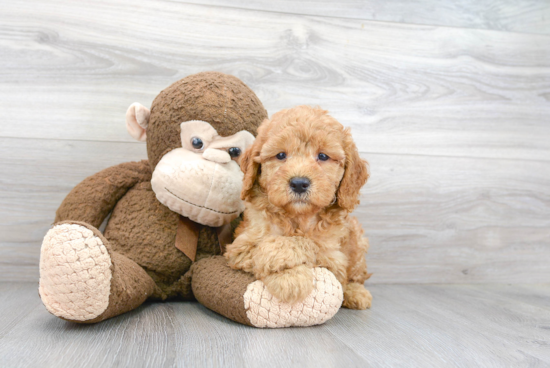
[1,282,549,367]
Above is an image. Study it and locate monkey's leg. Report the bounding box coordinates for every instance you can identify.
[39,221,159,323]
[191,256,343,328]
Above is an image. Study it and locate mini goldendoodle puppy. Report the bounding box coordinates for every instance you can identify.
[225,105,372,309]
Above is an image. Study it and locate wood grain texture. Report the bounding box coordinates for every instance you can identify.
[1,0,549,161]
[0,283,42,338]
[1,0,549,285]
[0,282,548,367]
[2,137,549,283]
[328,283,550,367]
[0,137,147,281]
[184,0,550,35]
[1,1,549,364]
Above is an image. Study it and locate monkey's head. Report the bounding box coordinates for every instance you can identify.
[125,72,267,227]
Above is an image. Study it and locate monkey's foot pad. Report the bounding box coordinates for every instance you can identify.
[244,267,343,328]
[39,224,112,321]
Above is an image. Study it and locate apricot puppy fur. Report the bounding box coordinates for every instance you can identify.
[225,106,372,309]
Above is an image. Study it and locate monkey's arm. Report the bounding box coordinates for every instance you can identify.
[55,160,152,228]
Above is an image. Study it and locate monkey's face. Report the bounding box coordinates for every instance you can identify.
[152,121,254,227]
[126,103,255,227]
[126,72,268,227]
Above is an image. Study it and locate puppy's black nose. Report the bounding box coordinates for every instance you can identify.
[289,177,310,194]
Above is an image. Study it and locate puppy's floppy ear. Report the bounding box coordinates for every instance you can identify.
[241,124,269,201]
[240,134,263,201]
[240,117,276,201]
[337,129,369,212]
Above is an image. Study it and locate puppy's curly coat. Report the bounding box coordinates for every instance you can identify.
[225,106,372,309]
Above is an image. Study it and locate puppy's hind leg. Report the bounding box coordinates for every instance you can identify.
[343,282,372,310]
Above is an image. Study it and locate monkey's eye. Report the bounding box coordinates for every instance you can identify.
[191,137,204,150]
[276,152,286,160]
[228,147,241,158]
[318,153,329,161]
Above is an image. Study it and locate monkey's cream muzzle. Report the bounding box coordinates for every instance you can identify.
[152,121,255,227]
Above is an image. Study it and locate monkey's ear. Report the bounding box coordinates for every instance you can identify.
[126,102,150,141]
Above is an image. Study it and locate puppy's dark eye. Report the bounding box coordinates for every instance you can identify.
[318,153,329,161]
[228,147,241,158]
[191,137,203,150]
[276,152,286,160]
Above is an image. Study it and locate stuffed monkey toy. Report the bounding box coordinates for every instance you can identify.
[38,72,343,328]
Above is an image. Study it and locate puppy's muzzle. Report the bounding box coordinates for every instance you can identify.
[289,177,310,194]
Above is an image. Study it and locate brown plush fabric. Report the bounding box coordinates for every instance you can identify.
[45,72,268,323]
[147,72,268,170]
[85,251,158,323]
[103,179,189,298]
[191,256,255,326]
[55,160,152,228]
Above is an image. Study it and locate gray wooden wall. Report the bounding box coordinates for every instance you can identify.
[1,0,549,283]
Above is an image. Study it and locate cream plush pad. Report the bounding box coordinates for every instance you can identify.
[39,224,112,321]
[244,267,343,328]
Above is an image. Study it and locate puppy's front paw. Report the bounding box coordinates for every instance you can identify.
[343,282,372,310]
[263,265,314,304]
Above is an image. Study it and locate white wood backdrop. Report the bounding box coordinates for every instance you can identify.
[1,0,549,283]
